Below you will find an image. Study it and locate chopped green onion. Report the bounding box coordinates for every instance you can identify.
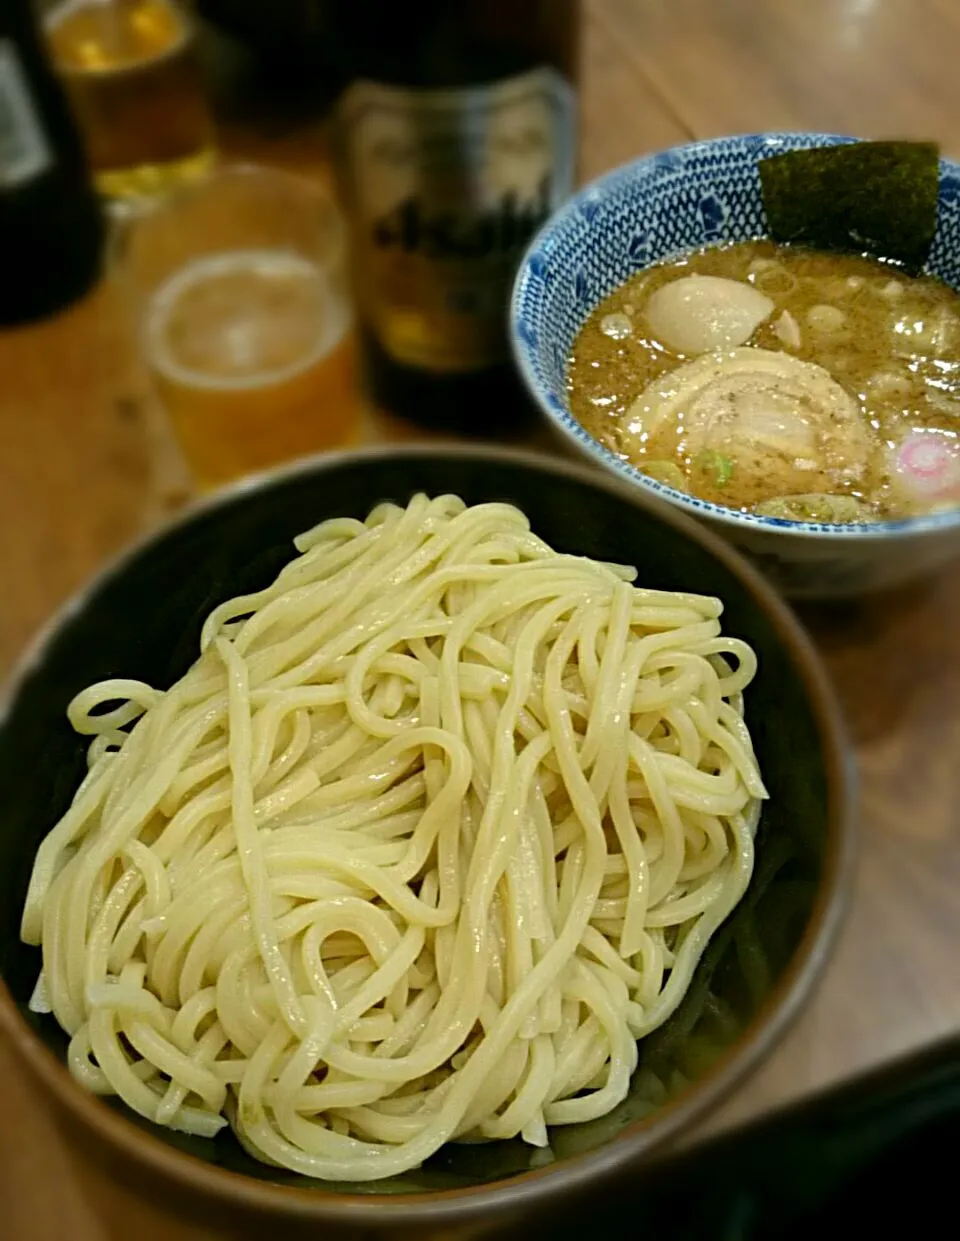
[695,451,735,487]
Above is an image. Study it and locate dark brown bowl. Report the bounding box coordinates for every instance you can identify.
[0,446,854,1238]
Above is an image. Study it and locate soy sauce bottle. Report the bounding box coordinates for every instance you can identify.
[0,0,103,325]
[331,0,580,434]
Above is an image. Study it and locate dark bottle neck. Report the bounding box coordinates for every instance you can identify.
[326,0,580,90]
[0,0,104,323]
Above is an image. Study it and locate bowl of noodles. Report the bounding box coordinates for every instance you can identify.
[511,132,960,597]
[0,446,852,1237]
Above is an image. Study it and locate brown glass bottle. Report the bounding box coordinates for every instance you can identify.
[330,1,580,435]
[0,0,104,325]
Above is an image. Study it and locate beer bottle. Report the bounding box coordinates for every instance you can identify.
[331,1,580,434]
[0,0,104,325]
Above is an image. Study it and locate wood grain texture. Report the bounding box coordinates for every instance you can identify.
[3,0,960,1235]
[578,5,691,179]
[0,281,150,677]
[600,0,960,152]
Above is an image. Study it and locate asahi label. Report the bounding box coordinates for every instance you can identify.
[338,68,575,373]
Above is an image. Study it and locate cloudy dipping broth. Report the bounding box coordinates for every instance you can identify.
[566,240,960,522]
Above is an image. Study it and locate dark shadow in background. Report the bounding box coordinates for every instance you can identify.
[522,1032,960,1241]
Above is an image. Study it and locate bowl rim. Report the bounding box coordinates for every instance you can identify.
[0,443,856,1228]
[510,130,960,542]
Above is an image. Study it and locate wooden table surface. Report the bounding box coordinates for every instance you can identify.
[5,0,960,1236]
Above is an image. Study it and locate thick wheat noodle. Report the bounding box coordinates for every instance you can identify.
[22,493,765,1181]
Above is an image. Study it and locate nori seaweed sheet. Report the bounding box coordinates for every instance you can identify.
[758,140,939,272]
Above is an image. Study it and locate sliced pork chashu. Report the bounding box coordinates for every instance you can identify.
[623,347,874,507]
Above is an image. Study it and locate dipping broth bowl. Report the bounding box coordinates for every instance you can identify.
[511,132,960,598]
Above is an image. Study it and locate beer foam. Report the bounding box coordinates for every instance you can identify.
[46,0,190,72]
[144,249,350,392]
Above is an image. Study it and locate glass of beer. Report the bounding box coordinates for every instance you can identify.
[44,0,215,200]
[114,165,357,489]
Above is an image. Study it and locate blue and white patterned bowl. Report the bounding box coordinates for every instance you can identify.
[511,132,960,597]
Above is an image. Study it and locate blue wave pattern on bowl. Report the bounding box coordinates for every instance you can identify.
[512,132,960,541]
